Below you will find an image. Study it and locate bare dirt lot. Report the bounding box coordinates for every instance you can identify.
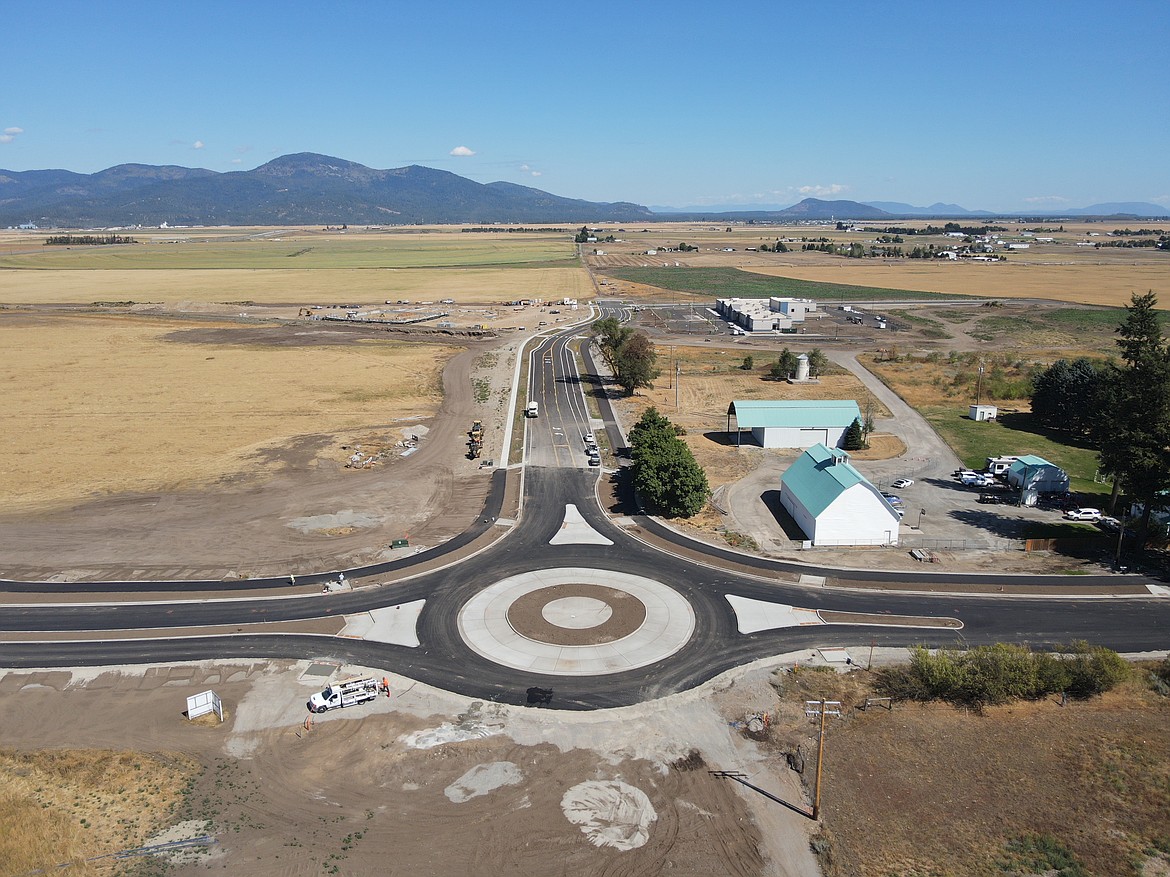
[4,656,1167,877]
[0,659,824,877]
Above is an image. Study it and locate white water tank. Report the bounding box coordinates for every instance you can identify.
[795,354,810,381]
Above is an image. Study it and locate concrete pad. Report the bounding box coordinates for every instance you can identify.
[1147,585,1170,597]
[725,594,824,634]
[341,600,425,647]
[549,504,614,546]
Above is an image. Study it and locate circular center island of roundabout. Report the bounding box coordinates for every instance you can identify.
[457,568,696,676]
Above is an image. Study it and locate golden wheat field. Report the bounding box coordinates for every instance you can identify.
[0,265,593,307]
[0,313,452,511]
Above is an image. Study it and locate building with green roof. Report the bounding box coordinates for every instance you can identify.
[726,399,862,449]
[779,443,901,545]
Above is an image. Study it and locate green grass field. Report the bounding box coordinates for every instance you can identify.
[923,406,1108,500]
[602,266,972,302]
[0,236,576,270]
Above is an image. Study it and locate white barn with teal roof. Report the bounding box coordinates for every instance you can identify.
[727,399,862,449]
[779,443,902,546]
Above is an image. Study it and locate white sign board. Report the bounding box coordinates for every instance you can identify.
[186,690,223,722]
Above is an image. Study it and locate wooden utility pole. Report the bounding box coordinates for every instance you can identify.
[805,699,841,820]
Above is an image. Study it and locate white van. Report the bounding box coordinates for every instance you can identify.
[526,402,539,418]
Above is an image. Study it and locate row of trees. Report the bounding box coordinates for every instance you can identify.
[629,408,710,518]
[1029,292,1170,543]
[44,234,137,245]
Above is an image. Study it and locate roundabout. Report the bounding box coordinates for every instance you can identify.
[457,567,696,676]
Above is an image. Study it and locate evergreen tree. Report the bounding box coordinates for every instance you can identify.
[770,348,798,380]
[807,348,829,377]
[1097,291,1170,544]
[1030,357,1109,434]
[841,418,866,451]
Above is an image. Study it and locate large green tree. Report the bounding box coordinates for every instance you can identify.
[629,407,710,518]
[1097,291,1170,543]
[591,317,659,395]
[1030,357,1110,434]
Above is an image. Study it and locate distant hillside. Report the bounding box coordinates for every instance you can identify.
[1068,202,1169,217]
[864,200,993,217]
[0,153,655,227]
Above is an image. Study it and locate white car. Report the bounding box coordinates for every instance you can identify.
[583,433,596,446]
[1064,508,1102,521]
[891,478,914,489]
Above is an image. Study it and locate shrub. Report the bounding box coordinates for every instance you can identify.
[878,643,1129,708]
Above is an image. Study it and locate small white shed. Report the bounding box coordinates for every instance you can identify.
[969,404,998,422]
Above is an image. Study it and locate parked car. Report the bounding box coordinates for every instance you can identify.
[977,493,1003,505]
[881,493,903,506]
[1064,508,1102,521]
[891,478,914,489]
[583,432,596,446]
[1097,516,1122,532]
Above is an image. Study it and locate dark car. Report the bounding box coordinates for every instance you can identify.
[977,493,1002,504]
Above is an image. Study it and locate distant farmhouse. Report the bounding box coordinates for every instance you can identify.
[779,444,902,546]
[726,400,861,449]
[716,297,817,333]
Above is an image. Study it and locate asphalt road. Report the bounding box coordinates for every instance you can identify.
[1,311,1167,710]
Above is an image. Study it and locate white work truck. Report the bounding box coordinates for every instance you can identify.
[526,401,539,418]
[307,676,379,713]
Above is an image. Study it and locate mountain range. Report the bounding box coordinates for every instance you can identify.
[1,153,1166,227]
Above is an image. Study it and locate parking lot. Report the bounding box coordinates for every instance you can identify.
[850,464,1113,550]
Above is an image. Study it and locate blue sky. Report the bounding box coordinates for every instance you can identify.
[4,1,1168,212]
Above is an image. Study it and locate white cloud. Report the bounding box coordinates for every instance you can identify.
[519,163,530,171]
[193,140,205,149]
[530,170,542,177]
[1023,195,1069,204]
[797,183,847,197]
[449,145,475,157]
[5,127,23,135]
[231,158,242,164]
[0,135,13,144]
[519,163,541,177]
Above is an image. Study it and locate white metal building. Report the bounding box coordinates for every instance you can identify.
[726,400,862,449]
[779,444,902,546]
[715,297,817,333]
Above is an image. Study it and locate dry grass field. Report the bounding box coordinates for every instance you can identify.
[0,227,578,268]
[0,312,452,511]
[746,261,1168,308]
[814,674,1170,876]
[611,344,895,491]
[0,748,198,876]
[0,265,593,307]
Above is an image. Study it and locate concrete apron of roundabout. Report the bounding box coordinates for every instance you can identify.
[458,567,696,676]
